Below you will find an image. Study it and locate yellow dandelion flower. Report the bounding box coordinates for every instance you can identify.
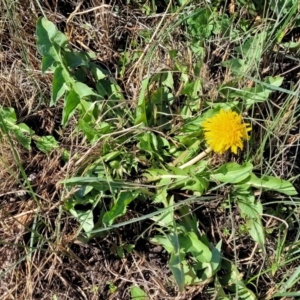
[202,109,251,154]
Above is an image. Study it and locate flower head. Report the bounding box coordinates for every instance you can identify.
[202,109,251,154]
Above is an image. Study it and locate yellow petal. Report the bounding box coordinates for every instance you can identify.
[202,109,251,154]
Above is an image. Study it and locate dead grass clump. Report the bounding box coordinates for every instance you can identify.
[0,134,23,194]
[0,64,42,115]
[0,0,51,113]
[0,199,35,299]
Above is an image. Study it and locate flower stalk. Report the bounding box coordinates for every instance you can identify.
[179,147,212,169]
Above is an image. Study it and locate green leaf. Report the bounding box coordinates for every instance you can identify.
[143,168,170,183]
[212,162,253,184]
[219,261,257,299]
[36,17,67,60]
[41,56,56,74]
[214,276,230,299]
[236,194,263,218]
[70,208,94,237]
[245,174,297,196]
[151,71,174,90]
[36,19,58,59]
[177,205,200,236]
[102,191,139,226]
[181,232,211,263]
[77,119,98,143]
[200,240,222,280]
[151,235,174,253]
[236,283,257,300]
[151,195,174,227]
[51,66,67,106]
[186,8,215,39]
[182,260,202,285]
[62,89,80,125]
[181,175,209,194]
[0,107,33,150]
[152,232,187,289]
[37,18,68,48]
[137,132,164,160]
[33,135,59,154]
[13,123,34,150]
[90,63,109,80]
[64,51,90,68]
[124,243,135,254]
[135,77,150,125]
[211,240,222,274]
[246,217,265,249]
[181,79,202,99]
[236,193,265,247]
[96,80,112,99]
[162,71,174,90]
[72,81,99,98]
[75,185,94,198]
[102,151,122,162]
[130,286,149,300]
[168,233,185,291]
